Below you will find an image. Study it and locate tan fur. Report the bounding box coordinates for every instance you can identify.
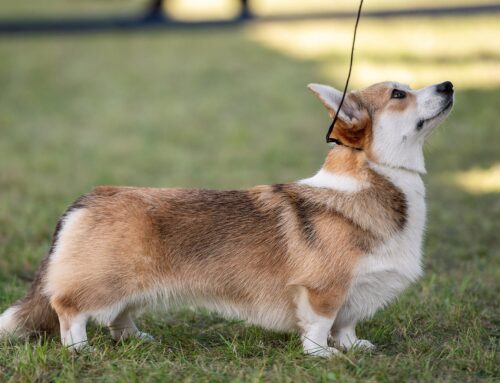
[322,147,368,179]
[328,82,417,159]
[39,154,406,330]
[356,82,416,114]
[3,81,430,352]
[329,102,372,152]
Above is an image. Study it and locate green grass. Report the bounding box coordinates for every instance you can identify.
[0,10,499,383]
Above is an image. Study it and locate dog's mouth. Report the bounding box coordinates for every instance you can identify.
[417,99,454,130]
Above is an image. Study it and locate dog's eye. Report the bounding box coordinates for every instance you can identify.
[391,89,406,99]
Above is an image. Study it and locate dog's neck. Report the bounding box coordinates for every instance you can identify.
[321,145,370,182]
[373,141,427,175]
[322,145,426,177]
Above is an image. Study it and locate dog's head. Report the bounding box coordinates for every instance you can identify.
[308,81,454,173]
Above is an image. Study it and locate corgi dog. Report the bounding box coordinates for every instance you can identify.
[0,80,454,356]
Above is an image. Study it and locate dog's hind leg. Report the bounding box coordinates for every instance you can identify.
[52,302,90,351]
[108,309,153,342]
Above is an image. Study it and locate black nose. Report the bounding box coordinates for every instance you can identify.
[436,81,454,94]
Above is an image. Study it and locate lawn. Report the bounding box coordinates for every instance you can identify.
[0,4,499,382]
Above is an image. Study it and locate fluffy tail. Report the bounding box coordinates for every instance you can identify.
[0,257,59,337]
[0,196,90,338]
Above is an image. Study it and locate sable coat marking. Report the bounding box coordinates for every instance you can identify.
[0,80,454,356]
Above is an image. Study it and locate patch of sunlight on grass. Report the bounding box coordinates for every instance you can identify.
[166,0,240,20]
[452,165,500,194]
[247,16,500,88]
[323,61,500,89]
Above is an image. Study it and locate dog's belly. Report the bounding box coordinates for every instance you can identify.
[193,298,297,331]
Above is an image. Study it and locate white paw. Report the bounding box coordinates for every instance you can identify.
[67,342,94,353]
[352,339,376,350]
[332,337,376,351]
[305,346,341,358]
[136,332,154,342]
[112,329,154,342]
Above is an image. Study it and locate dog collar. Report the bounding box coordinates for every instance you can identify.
[328,136,363,151]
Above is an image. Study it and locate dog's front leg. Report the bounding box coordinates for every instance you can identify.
[295,287,341,357]
[330,320,375,350]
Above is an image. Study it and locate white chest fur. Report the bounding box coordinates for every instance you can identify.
[342,164,426,322]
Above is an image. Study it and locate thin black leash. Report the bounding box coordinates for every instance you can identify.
[326,0,364,145]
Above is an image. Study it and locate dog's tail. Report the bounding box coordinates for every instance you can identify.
[0,256,59,338]
[0,196,90,338]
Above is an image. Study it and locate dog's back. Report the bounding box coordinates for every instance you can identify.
[0,80,453,356]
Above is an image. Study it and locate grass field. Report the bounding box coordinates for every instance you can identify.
[0,4,499,382]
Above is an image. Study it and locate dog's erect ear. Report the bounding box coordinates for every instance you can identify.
[308,83,370,148]
[307,83,359,123]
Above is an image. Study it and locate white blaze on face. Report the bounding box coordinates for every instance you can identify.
[371,82,453,174]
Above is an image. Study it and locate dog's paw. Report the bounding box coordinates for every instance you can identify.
[136,332,154,342]
[354,339,377,350]
[305,346,341,358]
[352,339,376,350]
[332,337,376,351]
[67,342,94,353]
